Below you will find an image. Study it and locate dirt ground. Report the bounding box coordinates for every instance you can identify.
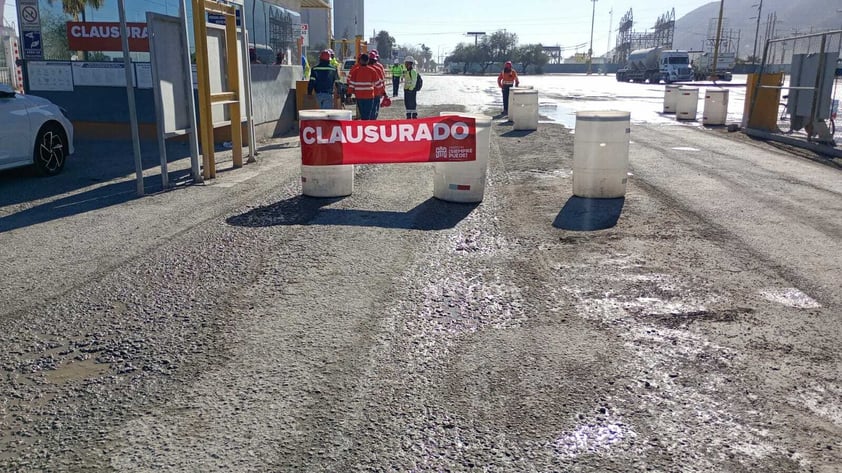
[0,95,840,472]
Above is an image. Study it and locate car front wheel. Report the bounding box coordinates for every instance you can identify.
[33,123,67,176]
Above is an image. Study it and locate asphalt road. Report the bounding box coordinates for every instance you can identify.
[0,75,840,472]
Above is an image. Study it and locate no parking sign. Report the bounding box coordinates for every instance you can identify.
[16,0,43,59]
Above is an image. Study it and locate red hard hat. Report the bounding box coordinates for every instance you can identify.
[369,50,379,61]
[319,50,331,61]
[505,61,512,66]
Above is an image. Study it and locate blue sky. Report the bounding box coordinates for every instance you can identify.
[4,0,717,58]
[363,0,716,59]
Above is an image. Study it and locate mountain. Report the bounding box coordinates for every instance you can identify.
[673,0,841,59]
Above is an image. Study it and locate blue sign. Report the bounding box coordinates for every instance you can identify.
[23,31,43,59]
[207,9,241,27]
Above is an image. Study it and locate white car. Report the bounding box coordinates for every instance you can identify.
[0,83,74,176]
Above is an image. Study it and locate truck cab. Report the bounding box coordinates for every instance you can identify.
[659,51,693,83]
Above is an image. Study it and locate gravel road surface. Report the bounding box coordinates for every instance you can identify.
[1,75,840,472]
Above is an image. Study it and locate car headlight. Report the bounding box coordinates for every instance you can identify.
[60,107,70,119]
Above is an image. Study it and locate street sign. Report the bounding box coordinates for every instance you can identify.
[300,23,309,47]
[22,31,41,56]
[16,0,43,59]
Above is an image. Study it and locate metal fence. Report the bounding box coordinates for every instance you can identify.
[748,30,841,151]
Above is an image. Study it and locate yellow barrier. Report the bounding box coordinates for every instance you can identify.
[744,72,784,132]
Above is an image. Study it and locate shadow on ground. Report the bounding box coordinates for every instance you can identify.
[227,196,478,230]
[0,140,200,233]
[553,196,625,231]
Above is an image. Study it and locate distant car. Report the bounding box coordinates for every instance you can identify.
[340,58,356,82]
[0,83,74,176]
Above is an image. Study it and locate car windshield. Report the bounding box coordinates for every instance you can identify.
[666,57,689,65]
[343,60,356,70]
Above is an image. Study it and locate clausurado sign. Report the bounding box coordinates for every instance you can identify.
[300,116,477,166]
[66,22,149,52]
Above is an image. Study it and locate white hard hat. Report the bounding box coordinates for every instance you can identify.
[394,58,399,64]
[404,56,416,64]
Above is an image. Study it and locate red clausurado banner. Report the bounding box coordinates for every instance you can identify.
[300,116,478,166]
[66,22,149,52]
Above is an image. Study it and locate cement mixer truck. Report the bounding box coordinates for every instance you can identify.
[616,47,694,84]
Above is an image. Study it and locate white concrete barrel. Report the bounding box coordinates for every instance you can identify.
[508,85,534,115]
[676,86,700,121]
[702,88,729,125]
[511,89,539,130]
[434,112,492,203]
[573,111,631,199]
[663,84,680,114]
[299,109,354,197]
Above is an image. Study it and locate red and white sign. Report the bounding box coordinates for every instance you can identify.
[300,23,309,47]
[300,116,478,166]
[66,22,149,52]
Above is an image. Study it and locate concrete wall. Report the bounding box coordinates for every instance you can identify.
[249,64,301,139]
[30,64,301,141]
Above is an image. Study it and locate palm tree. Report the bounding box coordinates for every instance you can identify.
[47,0,106,21]
[47,0,106,60]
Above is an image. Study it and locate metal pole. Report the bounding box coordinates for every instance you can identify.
[752,0,763,65]
[118,0,144,196]
[181,0,201,182]
[711,0,724,80]
[588,0,597,75]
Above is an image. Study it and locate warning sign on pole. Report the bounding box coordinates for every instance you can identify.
[300,23,309,48]
[17,0,43,59]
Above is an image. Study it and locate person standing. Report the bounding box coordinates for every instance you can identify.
[368,50,386,119]
[402,56,420,119]
[390,58,404,97]
[497,60,520,116]
[347,53,379,120]
[308,49,339,109]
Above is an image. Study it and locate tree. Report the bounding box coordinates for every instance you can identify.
[41,11,71,60]
[419,43,432,71]
[374,31,395,60]
[47,0,106,21]
[48,0,106,60]
[486,30,518,64]
[514,44,549,73]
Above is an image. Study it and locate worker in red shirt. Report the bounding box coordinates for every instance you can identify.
[367,50,387,119]
[497,60,520,117]
[347,53,380,120]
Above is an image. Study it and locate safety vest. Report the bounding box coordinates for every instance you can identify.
[498,69,519,87]
[390,64,404,77]
[403,69,418,91]
[348,65,381,99]
[371,62,386,96]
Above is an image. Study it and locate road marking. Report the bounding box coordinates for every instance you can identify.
[671,146,700,151]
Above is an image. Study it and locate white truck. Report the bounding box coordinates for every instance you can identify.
[690,51,735,81]
[616,47,694,84]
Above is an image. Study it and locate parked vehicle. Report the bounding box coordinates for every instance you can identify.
[0,83,74,176]
[616,47,694,84]
[690,51,735,81]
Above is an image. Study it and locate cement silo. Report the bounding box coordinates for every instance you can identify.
[333,0,364,41]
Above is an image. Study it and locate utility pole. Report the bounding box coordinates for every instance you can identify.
[751,0,763,64]
[711,0,724,80]
[587,0,597,75]
[606,7,613,63]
